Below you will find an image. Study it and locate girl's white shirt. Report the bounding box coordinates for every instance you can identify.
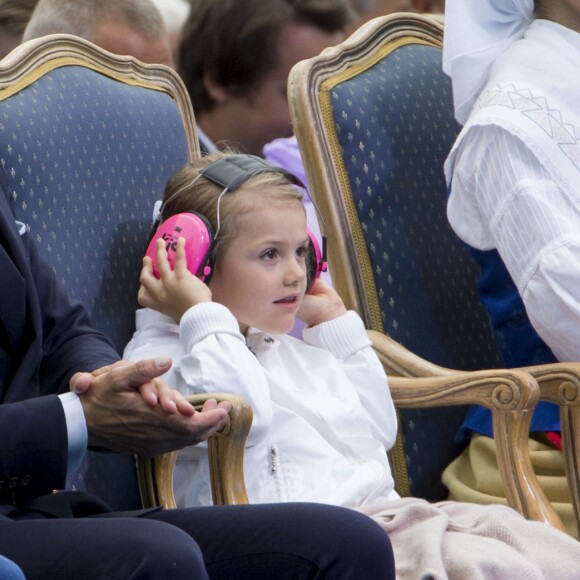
[124,304,399,508]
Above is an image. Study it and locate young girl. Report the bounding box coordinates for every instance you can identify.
[124,151,580,579]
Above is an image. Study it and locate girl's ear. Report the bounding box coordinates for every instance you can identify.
[203,73,230,104]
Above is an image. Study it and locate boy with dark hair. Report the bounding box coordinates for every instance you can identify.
[178,0,355,156]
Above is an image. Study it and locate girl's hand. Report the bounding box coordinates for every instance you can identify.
[297,278,347,327]
[138,237,212,322]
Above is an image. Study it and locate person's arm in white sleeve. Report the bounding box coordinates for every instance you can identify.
[135,238,273,445]
[448,125,580,361]
[303,310,397,449]
[177,301,273,445]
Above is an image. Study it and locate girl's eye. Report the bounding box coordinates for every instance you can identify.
[261,249,278,260]
[296,245,308,258]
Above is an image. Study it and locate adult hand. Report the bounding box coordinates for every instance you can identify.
[138,237,212,322]
[71,358,230,456]
[297,278,347,327]
[72,359,191,416]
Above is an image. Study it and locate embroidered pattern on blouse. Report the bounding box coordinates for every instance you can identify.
[477,83,580,171]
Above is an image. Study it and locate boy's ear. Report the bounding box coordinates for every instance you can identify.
[203,73,230,104]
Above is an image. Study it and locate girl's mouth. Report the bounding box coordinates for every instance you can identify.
[274,295,298,304]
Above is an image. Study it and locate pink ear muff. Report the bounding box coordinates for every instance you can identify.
[306,228,327,292]
[145,212,214,281]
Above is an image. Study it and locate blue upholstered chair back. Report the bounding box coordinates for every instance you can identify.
[0,35,198,509]
[328,44,497,366]
[290,15,504,501]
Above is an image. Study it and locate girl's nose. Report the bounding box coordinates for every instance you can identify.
[284,258,306,287]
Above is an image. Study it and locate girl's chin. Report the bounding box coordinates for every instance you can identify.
[261,318,297,336]
[267,323,296,335]
[239,318,296,336]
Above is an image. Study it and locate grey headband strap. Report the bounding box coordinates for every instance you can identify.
[199,154,306,191]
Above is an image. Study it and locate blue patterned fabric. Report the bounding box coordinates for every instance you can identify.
[0,63,191,510]
[328,43,504,501]
[0,66,189,353]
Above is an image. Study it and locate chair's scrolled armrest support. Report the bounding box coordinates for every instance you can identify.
[389,369,565,532]
[520,362,580,534]
[138,393,252,509]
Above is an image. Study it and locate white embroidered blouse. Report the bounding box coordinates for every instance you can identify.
[446,20,580,362]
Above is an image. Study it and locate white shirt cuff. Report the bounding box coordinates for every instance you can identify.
[58,392,88,478]
[303,311,371,359]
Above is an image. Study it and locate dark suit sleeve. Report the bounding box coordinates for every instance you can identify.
[0,395,68,501]
[23,232,120,396]
[0,182,119,499]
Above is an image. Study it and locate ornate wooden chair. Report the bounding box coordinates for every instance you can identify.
[0,34,251,510]
[288,13,580,532]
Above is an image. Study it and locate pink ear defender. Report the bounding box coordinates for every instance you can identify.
[147,155,328,287]
[306,227,328,291]
[145,212,214,281]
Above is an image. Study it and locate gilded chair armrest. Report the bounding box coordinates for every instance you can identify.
[389,370,565,532]
[138,393,252,509]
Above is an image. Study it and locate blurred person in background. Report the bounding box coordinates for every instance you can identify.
[178,0,356,157]
[23,0,173,67]
[150,0,190,64]
[0,0,38,59]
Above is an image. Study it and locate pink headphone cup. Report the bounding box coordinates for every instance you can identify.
[306,228,327,291]
[145,213,213,281]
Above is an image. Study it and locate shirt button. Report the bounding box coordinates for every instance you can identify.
[264,336,274,344]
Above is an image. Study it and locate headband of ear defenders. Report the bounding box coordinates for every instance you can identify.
[151,154,307,227]
[199,154,307,192]
[198,155,327,282]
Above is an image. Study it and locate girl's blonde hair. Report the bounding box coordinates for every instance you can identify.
[160,151,305,267]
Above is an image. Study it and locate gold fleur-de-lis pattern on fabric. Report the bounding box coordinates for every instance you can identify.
[332,44,502,370]
[0,65,189,354]
[329,44,504,500]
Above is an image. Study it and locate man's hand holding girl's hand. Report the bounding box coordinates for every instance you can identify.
[71,357,231,456]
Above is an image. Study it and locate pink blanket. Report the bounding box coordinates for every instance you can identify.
[357,497,580,579]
